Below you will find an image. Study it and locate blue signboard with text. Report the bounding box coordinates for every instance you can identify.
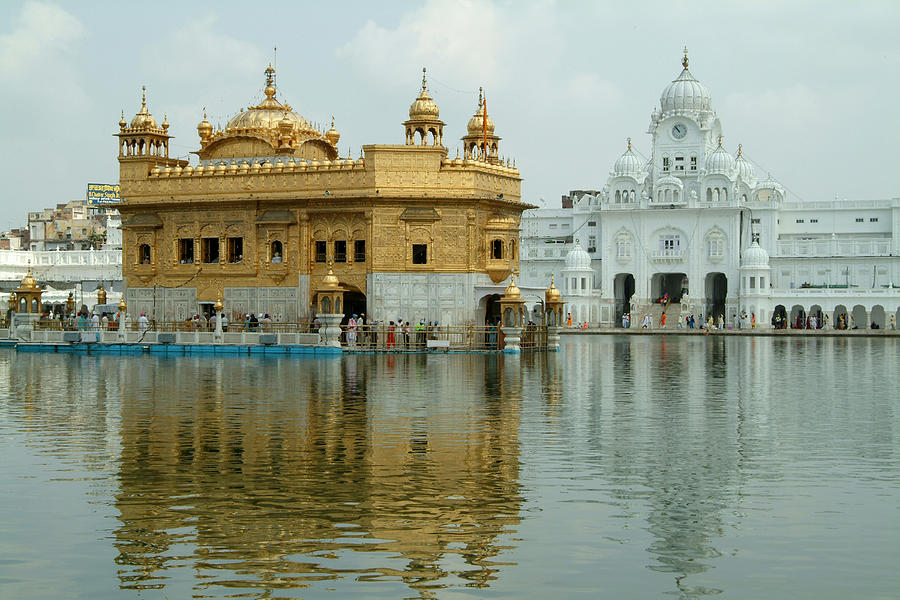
[87,183,120,204]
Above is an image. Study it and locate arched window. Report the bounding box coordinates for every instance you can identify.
[509,239,517,260]
[491,239,503,259]
[271,240,283,263]
[713,188,719,202]
[629,190,635,202]
[138,244,151,264]
[722,188,728,202]
[615,190,621,203]
[706,188,712,202]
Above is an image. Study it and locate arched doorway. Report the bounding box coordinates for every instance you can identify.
[705,273,727,322]
[651,272,687,303]
[482,294,502,326]
[342,289,367,324]
[810,304,823,328]
[833,305,848,329]
[870,305,885,329]
[773,304,787,329]
[614,273,635,326]
[790,304,805,328]
[851,305,867,329]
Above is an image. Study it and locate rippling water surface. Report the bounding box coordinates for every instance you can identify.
[1,336,898,599]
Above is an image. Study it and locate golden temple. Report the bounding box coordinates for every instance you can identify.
[116,66,531,324]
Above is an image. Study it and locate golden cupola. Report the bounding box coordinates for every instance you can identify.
[116,86,175,161]
[403,68,445,147]
[462,87,501,163]
[130,86,158,130]
[197,109,212,141]
[324,117,340,146]
[197,64,338,161]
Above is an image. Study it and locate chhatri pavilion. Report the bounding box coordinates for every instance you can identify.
[116,66,530,324]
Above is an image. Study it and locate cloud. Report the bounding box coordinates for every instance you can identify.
[0,1,84,79]
[338,0,561,90]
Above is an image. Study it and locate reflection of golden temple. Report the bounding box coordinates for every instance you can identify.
[111,356,523,595]
[117,66,532,324]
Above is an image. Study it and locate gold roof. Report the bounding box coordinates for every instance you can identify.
[466,88,495,135]
[503,276,520,299]
[322,265,340,289]
[225,66,313,134]
[16,267,40,292]
[545,275,561,302]
[409,68,440,120]
[130,86,158,129]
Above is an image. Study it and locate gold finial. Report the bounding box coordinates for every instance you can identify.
[478,86,483,110]
[331,115,335,128]
[737,143,743,157]
[265,63,275,87]
[141,85,146,109]
[682,46,689,68]
[717,135,723,147]
[627,137,632,150]
[422,67,427,92]
[202,107,207,120]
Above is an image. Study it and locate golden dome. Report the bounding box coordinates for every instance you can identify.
[322,265,340,289]
[545,275,561,302]
[466,89,494,135]
[130,86,159,129]
[118,110,127,130]
[408,67,440,120]
[325,116,340,145]
[97,283,107,304]
[197,109,212,137]
[17,267,40,291]
[225,66,313,134]
[504,276,521,299]
[161,113,169,131]
[214,297,223,313]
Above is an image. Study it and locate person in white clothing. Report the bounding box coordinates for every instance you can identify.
[138,312,150,333]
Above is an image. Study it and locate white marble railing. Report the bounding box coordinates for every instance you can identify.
[775,238,893,257]
[0,249,122,282]
[650,249,685,261]
[781,198,899,210]
[771,287,900,297]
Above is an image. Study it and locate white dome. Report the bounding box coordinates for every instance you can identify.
[660,66,712,115]
[613,146,644,178]
[742,240,770,268]
[564,240,592,270]
[704,143,735,175]
[734,147,756,185]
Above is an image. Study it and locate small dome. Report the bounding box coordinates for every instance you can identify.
[118,111,127,129]
[504,277,521,299]
[613,139,644,178]
[197,110,212,138]
[130,87,158,129]
[467,105,495,135]
[324,117,340,145]
[734,144,756,184]
[704,140,734,175]
[659,50,712,115]
[742,239,770,268]
[322,266,340,289]
[225,66,312,134]
[545,276,561,302]
[161,113,169,131]
[17,267,40,291]
[565,240,592,271]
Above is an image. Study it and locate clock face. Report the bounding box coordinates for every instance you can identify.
[671,123,687,140]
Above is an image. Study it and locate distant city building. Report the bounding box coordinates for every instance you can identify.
[520,50,900,328]
[27,200,118,251]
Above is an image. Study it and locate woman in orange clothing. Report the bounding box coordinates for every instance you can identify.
[566,312,572,327]
[661,312,667,328]
[386,321,396,349]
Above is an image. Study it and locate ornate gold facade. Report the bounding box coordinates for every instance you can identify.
[117,67,530,323]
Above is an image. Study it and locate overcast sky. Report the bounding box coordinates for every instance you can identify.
[1,0,897,229]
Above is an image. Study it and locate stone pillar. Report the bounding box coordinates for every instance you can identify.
[501,326,523,352]
[117,299,127,342]
[213,297,224,343]
[317,313,343,348]
[547,326,561,351]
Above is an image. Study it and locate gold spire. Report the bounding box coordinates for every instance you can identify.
[737,143,743,156]
[141,85,147,111]
[717,134,723,147]
[421,66,427,92]
[477,86,483,110]
[627,137,632,150]
[682,46,689,69]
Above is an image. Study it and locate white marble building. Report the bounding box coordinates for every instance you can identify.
[520,50,900,329]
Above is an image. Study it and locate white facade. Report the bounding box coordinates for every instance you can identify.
[520,52,900,328]
[0,249,123,308]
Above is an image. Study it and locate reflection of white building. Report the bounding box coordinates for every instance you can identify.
[520,50,900,329]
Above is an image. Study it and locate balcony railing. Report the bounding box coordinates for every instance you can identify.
[650,249,685,262]
[775,238,893,258]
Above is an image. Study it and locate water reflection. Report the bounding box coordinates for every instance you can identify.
[111,354,522,596]
[1,336,898,599]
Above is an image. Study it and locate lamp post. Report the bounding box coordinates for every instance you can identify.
[117,298,127,341]
[214,297,224,343]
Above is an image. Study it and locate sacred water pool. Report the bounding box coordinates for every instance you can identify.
[1,336,898,599]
